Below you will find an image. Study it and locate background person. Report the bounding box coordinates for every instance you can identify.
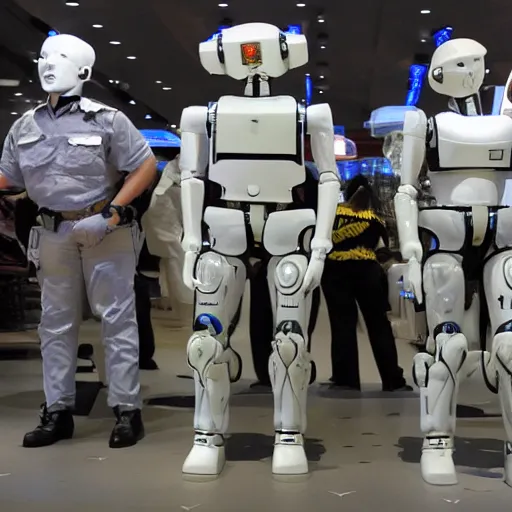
[321,174,411,392]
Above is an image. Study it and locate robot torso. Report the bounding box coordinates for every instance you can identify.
[207,95,306,204]
[426,111,512,206]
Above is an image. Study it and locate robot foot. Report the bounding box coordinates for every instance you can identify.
[505,442,512,487]
[420,447,457,486]
[272,433,308,475]
[182,433,226,476]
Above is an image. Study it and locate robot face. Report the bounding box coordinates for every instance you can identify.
[428,38,487,98]
[38,34,95,95]
[199,22,308,79]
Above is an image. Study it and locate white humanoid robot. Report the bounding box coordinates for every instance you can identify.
[179,23,339,476]
[394,38,512,486]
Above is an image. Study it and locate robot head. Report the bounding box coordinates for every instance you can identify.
[199,23,308,80]
[38,34,96,96]
[428,38,487,98]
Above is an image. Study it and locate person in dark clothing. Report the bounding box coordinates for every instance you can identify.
[321,174,411,391]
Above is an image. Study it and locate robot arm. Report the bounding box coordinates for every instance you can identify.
[180,106,209,289]
[393,109,427,261]
[302,104,340,294]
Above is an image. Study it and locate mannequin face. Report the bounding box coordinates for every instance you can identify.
[38,34,95,96]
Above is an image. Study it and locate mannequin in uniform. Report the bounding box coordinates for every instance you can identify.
[0,34,156,448]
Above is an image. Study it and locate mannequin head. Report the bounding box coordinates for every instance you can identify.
[38,34,96,98]
[428,38,486,98]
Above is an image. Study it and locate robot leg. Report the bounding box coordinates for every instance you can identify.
[183,252,246,476]
[483,251,512,487]
[417,253,468,485]
[268,254,313,475]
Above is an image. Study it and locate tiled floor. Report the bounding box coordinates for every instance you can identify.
[0,294,510,511]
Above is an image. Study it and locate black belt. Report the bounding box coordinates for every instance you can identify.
[38,199,110,232]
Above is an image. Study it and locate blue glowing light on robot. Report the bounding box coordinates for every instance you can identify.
[305,74,313,105]
[286,24,302,35]
[433,26,453,48]
[207,24,302,42]
[48,30,59,37]
[405,64,428,107]
[139,129,181,148]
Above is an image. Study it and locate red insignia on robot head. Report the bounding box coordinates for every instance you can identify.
[241,42,262,66]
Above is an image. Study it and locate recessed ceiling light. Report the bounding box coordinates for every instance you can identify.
[318,90,324,94]
[10,112,18,115]
[420,9,431,14]
[171,124,177,128]
[127,56,137,60]
[109,79,114,83]
[305,73,310,76]
[14,92,23,96]
[92,24,103,28]
[109,41,121,45]
[32,59,38,63]
[421,38,427,43]
[296,3,306,6]
[319,75,325,79]
[162,86,172,90]
[218,2,228,6]
[320,45,326,49]
[486,68,490,74]
[145,114,152,120]
[65,2,80,6]
[129,100,136,105]
[155,80,162,84]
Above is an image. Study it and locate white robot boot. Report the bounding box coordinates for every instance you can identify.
[489,331,512,487]
[269,325,312,475]
[414,332,468,485]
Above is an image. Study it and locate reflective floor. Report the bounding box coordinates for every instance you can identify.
[0,295,510,511]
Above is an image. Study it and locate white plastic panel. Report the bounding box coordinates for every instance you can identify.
[263,209,316,256]
[215,95,298,155]
[204,206,247,256]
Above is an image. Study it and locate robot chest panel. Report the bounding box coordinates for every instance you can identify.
[213,95,301,157]
[431,112,512,171]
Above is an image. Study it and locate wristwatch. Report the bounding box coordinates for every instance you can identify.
[101,204,136,226]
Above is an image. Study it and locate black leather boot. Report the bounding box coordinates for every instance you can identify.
[23,403,74,448]
[109,407,145,449]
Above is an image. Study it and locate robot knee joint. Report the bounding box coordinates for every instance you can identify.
[433,321,461,340]
[195,251,232,294]
[187,332,223,382]
[274,255,308,294]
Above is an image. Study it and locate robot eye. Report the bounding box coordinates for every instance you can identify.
[457,62,465,67]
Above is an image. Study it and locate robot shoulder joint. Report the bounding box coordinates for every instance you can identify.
[180,106,209,134]
[306,103,334,134]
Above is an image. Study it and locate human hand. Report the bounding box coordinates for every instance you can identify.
[72,214,109,249]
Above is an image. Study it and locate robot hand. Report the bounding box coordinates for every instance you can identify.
[404,256,423,305]
[300,249,326,296]
[183,250,202,291]
[72,214,109,249]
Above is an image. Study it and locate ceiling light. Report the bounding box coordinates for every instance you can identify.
[296,3,306,6]
[65,2,80,6]
[320,45,326,49]
[421,38,427,43]
[129,100,136,105]
[486,68,490,74]
[109,41,121,45]
[14,92,22,96]
[162,86,172,90]
[145,114,152,120]
[109,79,114,83]
[155,80,162,84]
[218,3,228,6]
[420,9,431,14]
[305,73,310,76]
[32,59,38,63]
[10,112,18,115]
[319,75,325,79]
[92,24,103,28]
[318,90,324,94]
[127,56,137,60]
[171,124,177,128]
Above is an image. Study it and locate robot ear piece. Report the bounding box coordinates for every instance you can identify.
[78,66,92,81]
[279,33,289,61]
[432,67,444,84]
[217,34,225,64]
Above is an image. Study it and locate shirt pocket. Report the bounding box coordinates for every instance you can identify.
[66,134,104,167]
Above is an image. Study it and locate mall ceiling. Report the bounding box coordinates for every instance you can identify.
[1,0,512,137]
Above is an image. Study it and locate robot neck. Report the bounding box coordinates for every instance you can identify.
[244,74,271,97]
[448,94,483,116]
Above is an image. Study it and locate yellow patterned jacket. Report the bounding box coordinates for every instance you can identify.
[328,204,388,262]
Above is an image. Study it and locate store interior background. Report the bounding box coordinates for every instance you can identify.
[1,0,512,510]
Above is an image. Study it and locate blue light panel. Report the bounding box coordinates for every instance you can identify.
[305,74,313,105]
[286,24,302,35]
[433,26,453,48]
[139,129,181,148]
[405,64,428,106]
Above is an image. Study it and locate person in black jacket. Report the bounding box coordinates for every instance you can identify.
[321,174,411,392]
